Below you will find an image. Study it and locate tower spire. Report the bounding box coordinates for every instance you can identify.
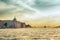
[13,17,17,21]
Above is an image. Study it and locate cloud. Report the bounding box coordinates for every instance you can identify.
[0,0,60,22]
[0,0,31,15]
[30,0,60,9]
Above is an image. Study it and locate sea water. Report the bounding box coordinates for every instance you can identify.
[0,28,60,40]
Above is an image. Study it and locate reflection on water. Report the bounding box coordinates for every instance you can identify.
[0,28,60,40]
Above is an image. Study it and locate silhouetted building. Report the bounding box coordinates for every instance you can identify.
[0,18,31,28]
[54,26,60,28]
[26,24,31,28]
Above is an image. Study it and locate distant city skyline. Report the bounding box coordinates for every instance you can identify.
[0,0,60,27]
[0,18,31,28]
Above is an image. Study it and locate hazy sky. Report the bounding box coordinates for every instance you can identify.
[0,0,60,27]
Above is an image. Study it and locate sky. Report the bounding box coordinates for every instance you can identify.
[0,0,60,27]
